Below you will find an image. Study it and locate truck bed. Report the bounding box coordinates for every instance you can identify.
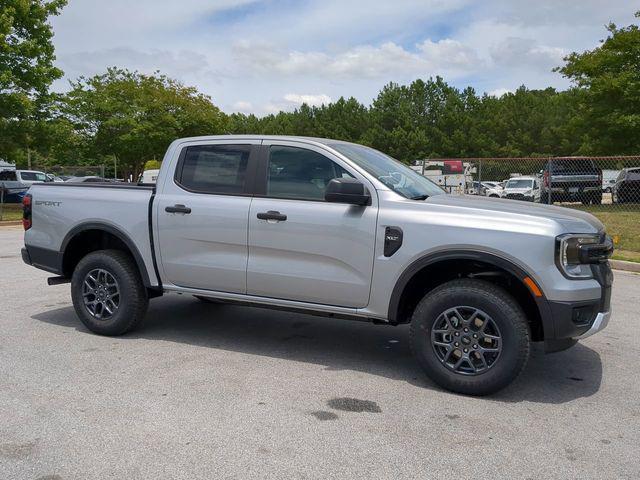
[23,182,159,286]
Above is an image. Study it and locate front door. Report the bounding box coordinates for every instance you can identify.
[247,141,378,308]
[156,141,258,293]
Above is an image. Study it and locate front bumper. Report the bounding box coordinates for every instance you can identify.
[575,311,611,339]
[541,261,613,352]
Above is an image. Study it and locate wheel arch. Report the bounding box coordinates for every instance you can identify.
[60,222,152,288]
[387,250,552,341]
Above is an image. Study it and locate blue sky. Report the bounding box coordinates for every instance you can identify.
[51,1,635,115]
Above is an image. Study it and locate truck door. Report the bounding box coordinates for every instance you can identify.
[246,141,378,308]
[155,141,259,293]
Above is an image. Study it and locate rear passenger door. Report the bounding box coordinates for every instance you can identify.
[246,141,378,308]
[156,141,259,293]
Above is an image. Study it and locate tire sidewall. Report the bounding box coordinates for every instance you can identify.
[71,252,140,335]
[411,282,529,395]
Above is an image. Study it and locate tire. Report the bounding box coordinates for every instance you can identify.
[591,193,602,205]
[71,249,149,336]
[194,295,221,304]
[409,279,530,396]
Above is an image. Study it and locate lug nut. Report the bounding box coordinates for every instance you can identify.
[473,334,478,338]
[473,344,478,349]
[463,348,468,353]
[454,332,459,336]
[464,328,469,332]
[454,342,459,347]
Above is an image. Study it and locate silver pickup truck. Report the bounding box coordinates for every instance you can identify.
[21,136,614,395]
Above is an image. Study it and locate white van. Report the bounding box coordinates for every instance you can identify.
[139,169,160,184]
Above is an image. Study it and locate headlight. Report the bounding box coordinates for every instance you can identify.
[555,234,600,279]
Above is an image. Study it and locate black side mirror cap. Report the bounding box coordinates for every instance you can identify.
[325,178,371,206]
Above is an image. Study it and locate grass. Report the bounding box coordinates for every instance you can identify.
[575,204,640,262]
[0,203,22,222]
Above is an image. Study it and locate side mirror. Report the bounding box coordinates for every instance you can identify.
[325,178,371,206]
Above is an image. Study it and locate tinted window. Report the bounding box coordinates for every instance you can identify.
[178,145,250,194]
[20,171,47,181]
[548,160,597,173]
[267,146,353,201]
[0,171,17,181]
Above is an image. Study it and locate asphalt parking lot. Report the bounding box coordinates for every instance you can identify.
[1,225,639,480]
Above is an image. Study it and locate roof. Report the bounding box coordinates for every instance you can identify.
[174,134,354,147]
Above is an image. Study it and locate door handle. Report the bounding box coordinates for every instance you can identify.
[165,204,191,214]
[257,210,287,221]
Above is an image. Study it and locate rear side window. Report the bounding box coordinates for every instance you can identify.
[549,160,597,173]
[0,171,17,181]
[19,172,47,181]
[267,146,353,201]
[177,145,250,194]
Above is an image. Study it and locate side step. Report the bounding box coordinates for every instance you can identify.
[47,276,70,286]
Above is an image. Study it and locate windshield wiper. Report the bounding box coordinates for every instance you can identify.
[410,194,430,200]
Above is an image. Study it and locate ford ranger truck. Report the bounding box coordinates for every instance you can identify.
[21,136,614,395]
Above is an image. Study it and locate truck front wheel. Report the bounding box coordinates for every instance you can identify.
[71,249,149,336]
[409,279,530,396]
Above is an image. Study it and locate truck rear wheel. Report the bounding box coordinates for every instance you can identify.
[71,249,149,336]
[409,279,530,396]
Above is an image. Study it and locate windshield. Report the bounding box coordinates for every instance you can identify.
[506,179,534,189]
[329,143,445,199]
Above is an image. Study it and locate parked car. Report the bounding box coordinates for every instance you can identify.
[613,167,640,204]
[0,169,50,186]
[65,176,114,183]
[502,176,541,202]
[21,135,613,396]
[46,174,65,183]
[540,158,602,204]
[602,169,620,194]
[481,181,504,198]
[139,169,160,184]
[467,181,503,196]
[0,179,28,203]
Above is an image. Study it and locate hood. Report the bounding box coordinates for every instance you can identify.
[504,187,533,193]
[425,194,603,233]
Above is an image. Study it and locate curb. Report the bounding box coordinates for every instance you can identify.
[610,259,640,273]
[0,221,22,227]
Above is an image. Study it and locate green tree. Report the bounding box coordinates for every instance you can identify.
[557,12,640,154]
[62,68,229,178]
[0,0,67,161]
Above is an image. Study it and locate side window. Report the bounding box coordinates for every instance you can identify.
[0,171,17,181]
[177,144,250,194]
[267,145,353,201]
[20,172,36,181]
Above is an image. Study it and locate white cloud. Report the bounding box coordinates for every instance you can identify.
[490,37,566,68]
[232,101,253,112]
[232,39,481,79]
[487,88,512,97]
[283,94,332,106]
[49,0,638,115]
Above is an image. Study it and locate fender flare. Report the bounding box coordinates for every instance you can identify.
[60,222,152,288]
[387,249,552,337]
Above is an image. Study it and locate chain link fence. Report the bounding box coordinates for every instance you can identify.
[35,165,106,181]
[413,156,640,206]
[413,156,640,261]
